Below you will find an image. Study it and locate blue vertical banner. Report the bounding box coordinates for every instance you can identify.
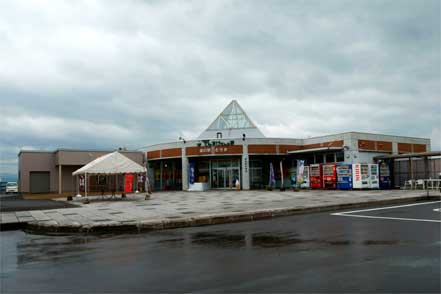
[269,162,275,187]
[297,160,305,185]
[189,162,195,185]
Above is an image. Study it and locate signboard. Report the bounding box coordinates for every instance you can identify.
[124,174,134,193]
[354,164,361,182]
[197,140,235,147]
[199,147,230,154]
[186,145,243,156]
[243,156,248,173]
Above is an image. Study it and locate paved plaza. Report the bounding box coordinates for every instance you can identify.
[0,190,437,233]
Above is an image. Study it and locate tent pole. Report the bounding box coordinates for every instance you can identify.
[85,172,88,198]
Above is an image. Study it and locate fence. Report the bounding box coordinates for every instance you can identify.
[393,157,441,188]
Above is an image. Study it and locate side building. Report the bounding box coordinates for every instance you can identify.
[18,149,144,194]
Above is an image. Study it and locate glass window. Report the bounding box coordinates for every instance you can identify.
[325,153,335,163]
[336,152,345,162]
[315,154,324,164]
[304,154,314,166]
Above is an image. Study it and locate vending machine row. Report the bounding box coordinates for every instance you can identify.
[295,162,390,190]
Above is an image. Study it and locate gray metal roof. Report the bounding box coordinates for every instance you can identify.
[374,151,441,160]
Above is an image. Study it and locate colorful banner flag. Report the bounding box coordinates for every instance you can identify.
[124,174,134,193]
[269,162,275,187]
[189,162,195,185]
[297,160,305,184]
[280,160,284,188]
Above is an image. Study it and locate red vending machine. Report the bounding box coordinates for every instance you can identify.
[309,164,323,189]
[322,164,337,189]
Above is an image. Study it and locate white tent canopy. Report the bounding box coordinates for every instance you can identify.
[72,151,148,198]
[72,151,146,175]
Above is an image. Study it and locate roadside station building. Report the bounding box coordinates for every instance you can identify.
[144,101,431,191]
[18,100,432,194]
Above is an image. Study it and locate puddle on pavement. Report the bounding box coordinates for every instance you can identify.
[191,232,246,247]
[158,237,186,244]
[16,235,101,264]
[157,231,359,249]
[363,240,399,245]
[251,233,313,248]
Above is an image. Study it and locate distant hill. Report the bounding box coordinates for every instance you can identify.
[0,174,18,183]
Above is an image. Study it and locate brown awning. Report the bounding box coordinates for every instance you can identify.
[287,146,343,154]
[374,151,441,160]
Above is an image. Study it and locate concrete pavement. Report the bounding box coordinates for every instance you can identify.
[1,189,439,233]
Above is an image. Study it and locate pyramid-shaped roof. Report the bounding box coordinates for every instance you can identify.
[198,100,265,139]
[72,151,146,175]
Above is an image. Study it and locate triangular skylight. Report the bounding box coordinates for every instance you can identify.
[207,100,256,130]
[198,100,265,139]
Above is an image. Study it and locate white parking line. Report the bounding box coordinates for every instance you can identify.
[332,201,441,223]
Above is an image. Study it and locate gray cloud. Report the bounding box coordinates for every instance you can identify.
[0,0,439,176]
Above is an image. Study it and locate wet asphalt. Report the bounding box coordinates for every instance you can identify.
[0,194,77,212]
[1,201,440,293]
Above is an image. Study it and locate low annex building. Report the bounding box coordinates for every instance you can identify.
[18,100,431,194]
[18,150,143,194]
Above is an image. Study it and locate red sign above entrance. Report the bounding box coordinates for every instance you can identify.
[186,145,243,156]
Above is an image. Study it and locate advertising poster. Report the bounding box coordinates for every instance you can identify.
[124,174,134,193]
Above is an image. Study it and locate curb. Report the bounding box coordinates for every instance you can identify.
[0,222,26,231]
[22,195,440,235]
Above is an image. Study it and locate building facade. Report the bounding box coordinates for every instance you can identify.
[17,100,431,194]
[144,101,431,191]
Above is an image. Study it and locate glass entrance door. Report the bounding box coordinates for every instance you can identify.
[212,168,239,189]
[210,159,241,189]
[226,168,240,188]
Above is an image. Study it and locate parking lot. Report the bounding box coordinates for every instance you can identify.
[333,200,441,223]
[1,200,439,293]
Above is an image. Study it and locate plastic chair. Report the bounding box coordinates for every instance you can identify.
[403,180,413,190]
[415,179,425,190]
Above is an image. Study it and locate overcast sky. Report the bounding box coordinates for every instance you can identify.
[0,0,440,176]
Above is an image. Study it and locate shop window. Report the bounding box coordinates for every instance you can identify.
[217,132,222,139]
[325,153,335,163]
[197,161,209,183]
[315,154,324,164]
[304,155,314,166]
[336,152,345,162]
